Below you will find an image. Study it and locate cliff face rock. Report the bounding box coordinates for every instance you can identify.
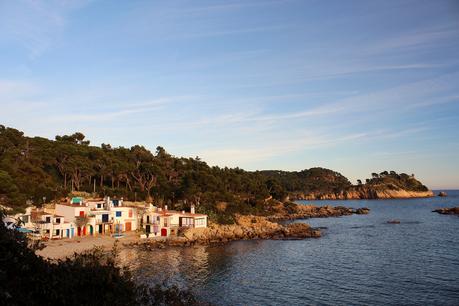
[433,207,459,215]
[292,188,433,200]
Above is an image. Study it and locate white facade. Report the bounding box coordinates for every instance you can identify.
[142,204,208,237]
[15,207,76,239]
[55,197,138,237]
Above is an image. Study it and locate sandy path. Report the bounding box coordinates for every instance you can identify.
[36,232,139,260]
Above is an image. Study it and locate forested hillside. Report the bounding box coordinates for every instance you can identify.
[0,126,429,216]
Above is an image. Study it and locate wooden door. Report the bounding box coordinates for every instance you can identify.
[125,222,131,231]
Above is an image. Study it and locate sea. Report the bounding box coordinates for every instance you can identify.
[119,190,459,305]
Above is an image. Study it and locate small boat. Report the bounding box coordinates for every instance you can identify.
[387,220,401,224]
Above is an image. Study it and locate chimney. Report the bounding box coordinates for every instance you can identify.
[191,204,195,214]
[182,210,185,214]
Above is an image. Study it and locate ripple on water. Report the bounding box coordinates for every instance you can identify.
[119,192,459,305]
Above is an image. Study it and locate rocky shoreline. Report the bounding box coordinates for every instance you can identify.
[433,207,459,216]
[129,204,370,249]
[290,188,433,200]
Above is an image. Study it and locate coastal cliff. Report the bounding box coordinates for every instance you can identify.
[291,189,434,200]
[288,171,433,200]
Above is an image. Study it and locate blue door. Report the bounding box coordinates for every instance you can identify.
[102,214,109,222]
[66,229,69,237]
[71,228,74,238]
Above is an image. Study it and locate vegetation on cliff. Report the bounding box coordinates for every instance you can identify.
[361,171,429,192]
[0,126,430,220]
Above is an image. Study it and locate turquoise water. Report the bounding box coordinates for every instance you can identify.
[120,191,459,305]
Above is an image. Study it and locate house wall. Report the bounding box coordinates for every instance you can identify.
[112,207,137,232]
[55,204,89,222]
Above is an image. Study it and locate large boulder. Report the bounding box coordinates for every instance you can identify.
[282,223,321,239]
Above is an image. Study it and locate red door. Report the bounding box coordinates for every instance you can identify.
[83,226,86,236]
[161,228,167,236]
[79,211,85,217]
[125,222,131,232]
[77,227,81,236]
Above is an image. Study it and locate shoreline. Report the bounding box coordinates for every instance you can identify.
[289,190,434,201]
[36,204,370,260]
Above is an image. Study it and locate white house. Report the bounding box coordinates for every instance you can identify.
[142,204,207,237]
[55,197,138,237]
[14,207,76,239]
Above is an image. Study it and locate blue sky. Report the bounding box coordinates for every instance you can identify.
[1,0,459,189]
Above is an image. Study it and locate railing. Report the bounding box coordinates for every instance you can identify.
[95,219,113,224]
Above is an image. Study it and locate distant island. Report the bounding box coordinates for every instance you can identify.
[0,125,432,223]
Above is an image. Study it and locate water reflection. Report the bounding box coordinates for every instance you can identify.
[118,192,459,305]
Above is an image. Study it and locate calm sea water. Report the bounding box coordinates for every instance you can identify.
[119,191,459,305]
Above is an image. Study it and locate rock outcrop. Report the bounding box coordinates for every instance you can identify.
[291,188,433,200]
[438,192,448,197]
[132,215,321,249]
[130,202,370,249]
[433,207,459,216]
[268,203,370,221]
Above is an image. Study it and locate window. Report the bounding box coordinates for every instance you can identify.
[196,218,205,226]
[45,217,51,223]
[116,211,122,217]
[146,216,150,223]
[55,229,60,236]
[79,211,85,217]
[55,218,60,223]
[97,204,102,208]
[164,218,168,227]
[129,210,133,218]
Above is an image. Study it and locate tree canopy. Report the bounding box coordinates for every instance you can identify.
[0,125,429,219]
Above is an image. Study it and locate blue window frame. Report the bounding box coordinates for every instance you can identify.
[116,211,122,217]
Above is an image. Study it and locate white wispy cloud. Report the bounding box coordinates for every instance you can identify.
[0,80,36,95]
[362,25,459,55]
[0,0,91,58]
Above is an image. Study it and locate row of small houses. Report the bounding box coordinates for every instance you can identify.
[6,197,207,239]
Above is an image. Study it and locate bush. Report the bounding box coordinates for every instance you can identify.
[0,211,207,306]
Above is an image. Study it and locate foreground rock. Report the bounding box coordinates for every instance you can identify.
[127,202,370,249]
[131,215,321,249]
[433,207,459,215]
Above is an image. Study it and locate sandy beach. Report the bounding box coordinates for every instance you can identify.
[36,232,139,260]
